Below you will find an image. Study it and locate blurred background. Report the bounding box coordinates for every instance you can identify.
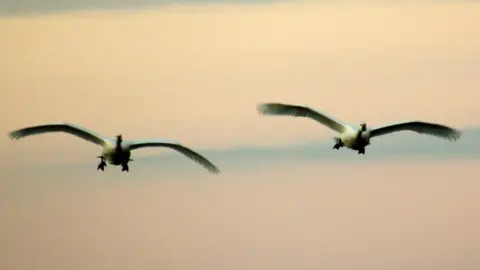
[1,1,479,269]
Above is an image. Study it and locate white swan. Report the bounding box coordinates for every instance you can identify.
[257,102,461,155]
[8,123,220,173]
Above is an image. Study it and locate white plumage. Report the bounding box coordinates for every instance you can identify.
[257,102,461,155]
[9,123,220,173]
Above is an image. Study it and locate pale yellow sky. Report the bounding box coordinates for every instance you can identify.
[1,1,479,167]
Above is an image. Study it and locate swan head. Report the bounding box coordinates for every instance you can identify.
[116,134,123,144]
[359,122,367,132]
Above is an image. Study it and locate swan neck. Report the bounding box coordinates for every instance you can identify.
[356,129,363,138]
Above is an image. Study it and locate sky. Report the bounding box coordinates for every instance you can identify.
[0,0,479,269]
[1,161,479,270]
[1,0,480,167]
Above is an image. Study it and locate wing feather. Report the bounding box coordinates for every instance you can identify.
[8,123,108,146]
[257,103,349,133]
[369,121,461,141]
[126,140,220,174]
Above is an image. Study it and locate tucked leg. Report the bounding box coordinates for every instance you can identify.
[333,137,344,150]
[357,147,365,155]
[121,163,129,172]
[97,156,107,171]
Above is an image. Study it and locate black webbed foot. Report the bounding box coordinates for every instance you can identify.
[333,137,344,150]
[97,157,107,171]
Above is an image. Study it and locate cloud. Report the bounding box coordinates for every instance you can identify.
[0,0,465,17]
[143,126,480,166]
[19,127,480,176]
[0,0,293,17]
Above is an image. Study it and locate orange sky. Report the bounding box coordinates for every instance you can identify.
[1,1,480,167]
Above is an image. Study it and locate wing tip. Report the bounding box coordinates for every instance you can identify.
[206,163,220,174]
[256,102,285,115]
[210,168,221,174]
[256,103,270,115]
[450,129,462,141]
[8,130,21,140]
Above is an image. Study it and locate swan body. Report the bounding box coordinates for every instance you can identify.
[257,103,461,154]
[8,123,220,174]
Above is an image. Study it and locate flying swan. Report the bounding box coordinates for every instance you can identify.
[257,102,461,155]
[8,123,220,173]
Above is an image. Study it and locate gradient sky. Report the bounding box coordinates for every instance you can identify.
[0,1,479,269]
[1,161,479,270]
[1,0,480,168]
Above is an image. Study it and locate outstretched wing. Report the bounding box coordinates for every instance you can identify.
[8,123,109,146]
[257,102,350,133]
[369,121,461,141]
[126,140,220,174]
